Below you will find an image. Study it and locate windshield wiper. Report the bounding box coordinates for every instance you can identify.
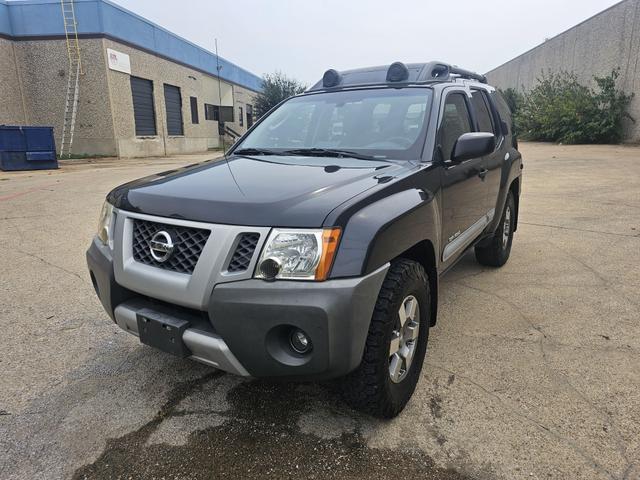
[234,148,279,156]
[280,148,382,161]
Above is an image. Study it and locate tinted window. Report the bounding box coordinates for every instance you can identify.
[220,106,234,123]
[246,104,254,128]
[190,96,199,124]
[204,103,217,121]
[491,91,511,135]
[439,93,472,160]
[471,90,494,134]
[239,106,244,126]
[238,88,433,160]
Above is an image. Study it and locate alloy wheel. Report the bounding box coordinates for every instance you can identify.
[389,295,420,383]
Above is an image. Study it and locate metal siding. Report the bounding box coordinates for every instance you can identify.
[0,1,12,36]
[130,76,156,136]
[163,84,183,136]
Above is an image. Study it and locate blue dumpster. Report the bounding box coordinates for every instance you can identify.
[0,126,58,171]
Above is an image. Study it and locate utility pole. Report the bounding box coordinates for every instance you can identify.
[215,38,226,156]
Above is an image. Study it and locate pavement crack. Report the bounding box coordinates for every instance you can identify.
[519,221,639,238]
[15,247,85,282]
[426,362,619,480]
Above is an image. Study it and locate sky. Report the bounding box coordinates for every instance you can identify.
[113,0,622,86]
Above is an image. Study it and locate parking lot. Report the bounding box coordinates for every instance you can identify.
[1,142,638,480]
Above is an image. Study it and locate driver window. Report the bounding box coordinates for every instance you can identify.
[438,93,472,161]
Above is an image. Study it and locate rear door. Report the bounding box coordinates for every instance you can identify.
[437,90,488,264]
[470,89,502,214]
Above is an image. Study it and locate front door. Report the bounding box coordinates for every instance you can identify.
[437,91,489,265]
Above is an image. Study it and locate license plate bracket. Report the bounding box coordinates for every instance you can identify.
[136,308,191,358]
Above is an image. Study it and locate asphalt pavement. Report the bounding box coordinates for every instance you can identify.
[1,143,638,479]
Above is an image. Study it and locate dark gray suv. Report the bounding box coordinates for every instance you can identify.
[87,61,522,418]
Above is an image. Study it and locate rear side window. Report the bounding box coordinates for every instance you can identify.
[438,93,472,160]
[471,90,495,134]
[490,91,512,135]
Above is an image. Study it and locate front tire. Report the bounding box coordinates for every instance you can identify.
[341,259,430,418]
[475,191,516,267]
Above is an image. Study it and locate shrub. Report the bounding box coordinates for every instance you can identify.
[254,72,306,119]
[516,69,634,144]
[499,87,524,135]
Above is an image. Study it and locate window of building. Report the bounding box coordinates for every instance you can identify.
[205,103,219,121]
[204,104,233,122]
[438,93,472,160]
[246,104,254,128]
[220,106,234,123]
[163,84,184,136]
[471,90,495,135]
[190,96,199,124]
[130,76,157,136]
[239,106,244,126]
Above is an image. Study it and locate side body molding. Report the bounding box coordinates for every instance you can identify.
[330,188,440,278]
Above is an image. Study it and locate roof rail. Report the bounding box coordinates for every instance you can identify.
[448,65,487,84]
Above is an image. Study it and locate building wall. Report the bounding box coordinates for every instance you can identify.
[10,38,116,155]
[486,0,640,142]
[0,37,27,124]
[1,0,261,158]
[103,38,256,158]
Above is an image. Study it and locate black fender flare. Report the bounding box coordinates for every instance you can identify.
[330,188,440,325]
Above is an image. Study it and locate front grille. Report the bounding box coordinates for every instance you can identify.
[227,233,260,272]
[132,219,210,274]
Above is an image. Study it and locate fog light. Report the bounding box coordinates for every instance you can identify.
[289,329,312,354]
[259,257,281,280]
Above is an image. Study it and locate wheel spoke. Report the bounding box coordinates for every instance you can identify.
[389,331,401,356]
[405,323,419,341]
[389,294,421,384]
[389,353,404,382]
[406,297,418,321]
[401,344,414,369]
[398,304,408,327]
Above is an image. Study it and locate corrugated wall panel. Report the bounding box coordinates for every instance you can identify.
[163,83,183,136]
[130,76,156,136]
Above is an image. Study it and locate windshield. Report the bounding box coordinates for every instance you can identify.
[236,88,433,160]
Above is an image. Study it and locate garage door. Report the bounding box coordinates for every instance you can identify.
[130,76,157,136]
[163,84,184,136]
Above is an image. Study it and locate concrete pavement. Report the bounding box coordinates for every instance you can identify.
[0,143,638,479]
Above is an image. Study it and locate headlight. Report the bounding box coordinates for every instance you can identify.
[97,201,115,248]
[255,228,341,281]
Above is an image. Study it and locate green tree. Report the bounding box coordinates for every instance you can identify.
[500,87,524,116]
[499,87,524,135]
[254,72,306,118]
[516,69,633,144]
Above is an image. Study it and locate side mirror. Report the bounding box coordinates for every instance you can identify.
[451,132,495,163]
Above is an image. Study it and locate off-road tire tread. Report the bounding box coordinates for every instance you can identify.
[475,191,515,267]
[342,259,429,418]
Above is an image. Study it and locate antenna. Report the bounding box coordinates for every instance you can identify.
[215,38,226,157]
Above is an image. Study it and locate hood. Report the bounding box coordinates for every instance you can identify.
[108,154,412,227]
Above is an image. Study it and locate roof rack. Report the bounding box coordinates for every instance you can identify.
[308,61,487,91]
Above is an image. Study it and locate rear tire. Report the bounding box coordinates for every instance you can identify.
[475,191,516,267]
[341,259,430,419]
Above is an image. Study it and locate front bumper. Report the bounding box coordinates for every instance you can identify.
[87,238,388,380]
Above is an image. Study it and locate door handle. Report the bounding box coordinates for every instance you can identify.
[478,168,488,179]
